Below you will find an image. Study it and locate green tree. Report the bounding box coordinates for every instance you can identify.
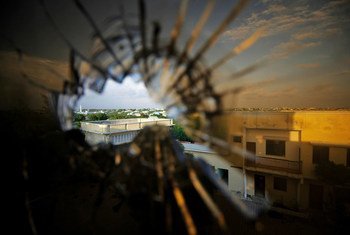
[73,113,86,128]
[73,113,86,122]
[140,113,149,118]
[170,123,193,142]
[87,112,108,121]
[108,112,128,119]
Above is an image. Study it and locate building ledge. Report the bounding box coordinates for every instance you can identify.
[245,166,303,179]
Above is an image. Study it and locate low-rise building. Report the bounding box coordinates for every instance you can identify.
[81,118,173,145]
[187,110,350,214]
[81,111,350,215]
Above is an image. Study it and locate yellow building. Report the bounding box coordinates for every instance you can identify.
[188,110,350,214]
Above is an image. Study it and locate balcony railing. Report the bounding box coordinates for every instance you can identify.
[245,156,302,174]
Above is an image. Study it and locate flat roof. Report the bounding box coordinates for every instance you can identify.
[182,142,217,154]
[83,118,171,125]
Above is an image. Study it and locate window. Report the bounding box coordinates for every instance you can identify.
[266,139,285,157]
[274,177,287,191]
[347,149,350,167]
[312,146,329,164]
[233,135,242,143]
[216,168,228,185]
[246,142,256,154]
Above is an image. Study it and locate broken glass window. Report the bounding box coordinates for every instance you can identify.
[1,0,306,234]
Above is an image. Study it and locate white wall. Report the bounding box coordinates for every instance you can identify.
[183,143,244,195]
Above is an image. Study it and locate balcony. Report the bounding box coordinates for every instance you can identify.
[245,156,302,174]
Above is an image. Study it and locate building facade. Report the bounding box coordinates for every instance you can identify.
[189,111,350,214]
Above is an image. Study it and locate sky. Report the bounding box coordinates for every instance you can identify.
[77,78,161,109]
[1,0,349,109]
[220,0,350,108]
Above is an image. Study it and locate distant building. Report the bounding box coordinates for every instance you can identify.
[81,118,173,145]
[76,105,88,115]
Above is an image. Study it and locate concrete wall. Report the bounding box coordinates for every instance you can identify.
[81,122,110,133]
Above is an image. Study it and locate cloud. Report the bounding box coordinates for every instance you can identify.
[223,0,348,42]
[78,78,161,109]
[292,27,342,42]
[269,41,321,59]
[330,70,350,77]
[251,86,298,99]
[223,3,304,40]
[223,25,252,41]
[293,32,321,40]
[235,82,300,107]
[267,87,298,97]
[297,63,320,69]
[234,77,279,96]
[236,80,347,108]
[306,83,334,93]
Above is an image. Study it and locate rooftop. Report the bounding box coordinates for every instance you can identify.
[81,118,173,134]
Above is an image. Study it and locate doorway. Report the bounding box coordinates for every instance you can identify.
[246,142,256,165]
[309,184,323,210]
[254,174,265,197]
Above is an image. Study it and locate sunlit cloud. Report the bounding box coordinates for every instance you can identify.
[247,86,298,99]
[269,41,321,59]
[236,80,349,108]
[293,32,321,41]
[223,0,348,42]
[307,83,334,93]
